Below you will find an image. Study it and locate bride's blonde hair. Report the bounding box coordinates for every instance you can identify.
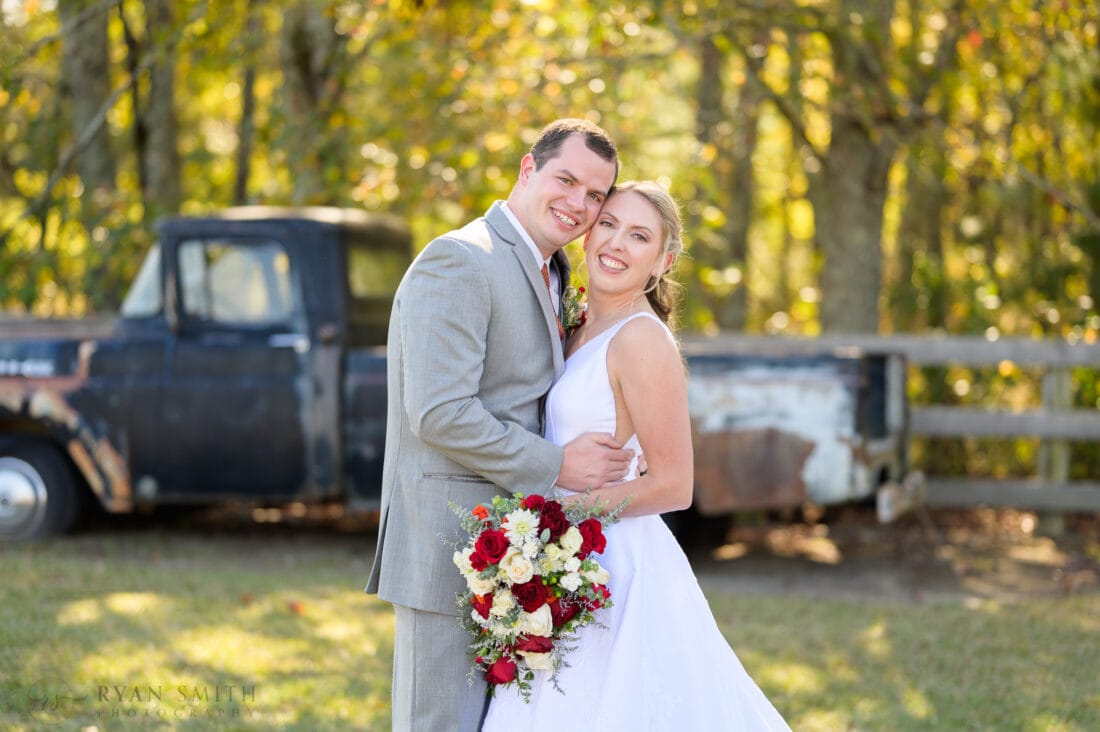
[612,180,684,325]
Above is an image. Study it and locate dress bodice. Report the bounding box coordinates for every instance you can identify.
[545,312,670,482]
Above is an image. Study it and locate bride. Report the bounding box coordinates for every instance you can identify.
[482,181,789,731]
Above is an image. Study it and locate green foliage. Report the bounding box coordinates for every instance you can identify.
[2,1,1096,331]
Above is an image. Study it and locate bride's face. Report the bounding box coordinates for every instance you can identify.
[583,190,672,298]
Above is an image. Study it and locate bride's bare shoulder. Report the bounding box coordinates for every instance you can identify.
[608,314,680,362]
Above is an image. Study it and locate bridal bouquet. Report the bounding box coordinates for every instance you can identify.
[451,492,616,702]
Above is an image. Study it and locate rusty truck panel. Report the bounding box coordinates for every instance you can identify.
[683,351,908,514]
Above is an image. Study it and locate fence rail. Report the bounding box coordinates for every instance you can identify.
[683,333,1100,512]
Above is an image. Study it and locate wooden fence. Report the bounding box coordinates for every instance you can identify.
[682,333,1100,512]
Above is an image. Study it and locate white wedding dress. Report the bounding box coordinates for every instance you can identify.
[483,312,789,731]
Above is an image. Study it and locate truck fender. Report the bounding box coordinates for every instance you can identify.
[0,379,133,514]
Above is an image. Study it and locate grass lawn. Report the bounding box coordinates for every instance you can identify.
[1,524,1098,731]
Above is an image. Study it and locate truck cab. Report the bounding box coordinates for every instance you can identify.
[0,207,410,540]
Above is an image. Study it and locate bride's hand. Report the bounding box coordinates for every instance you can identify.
[556,432,634,492]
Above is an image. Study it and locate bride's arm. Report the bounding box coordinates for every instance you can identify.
[561,317,694,517]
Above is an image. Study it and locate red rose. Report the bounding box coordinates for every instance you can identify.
[511,578,551,612]
[549,598,580,627]
[538,501,570,541]
[586,584,610,611]
[474,529,510,565]
[469,549,489,572]
[471,594,492,619]
[514,634,553,654]
[521,494,545,510]
[485,656,517,685]
[577,518,606,558]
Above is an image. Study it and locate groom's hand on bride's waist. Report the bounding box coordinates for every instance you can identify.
[556,432,635,492]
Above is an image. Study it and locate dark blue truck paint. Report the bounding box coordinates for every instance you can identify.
[0,207,410,540]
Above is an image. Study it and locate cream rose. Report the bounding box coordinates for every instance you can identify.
[466,573,496,596]
[500,549,535,585]
[518,604,553,637]
[518,651,556,671]
[560,526,583,555]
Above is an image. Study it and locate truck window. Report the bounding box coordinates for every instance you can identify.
[347,243,407,299]
[345,240,407,346]
[178,239,294,325]
[120,244,163,318]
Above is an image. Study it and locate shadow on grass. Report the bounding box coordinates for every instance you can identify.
[1,527,394,731]
[711,592,1100,731]
[4,508,1099,730]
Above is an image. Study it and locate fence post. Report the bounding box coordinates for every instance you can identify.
[1036,367,1073,534]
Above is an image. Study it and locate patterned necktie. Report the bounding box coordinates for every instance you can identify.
[541,263,566,340]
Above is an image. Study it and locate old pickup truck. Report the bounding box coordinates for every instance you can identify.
[1,206,915,541]
[0,207,410,540]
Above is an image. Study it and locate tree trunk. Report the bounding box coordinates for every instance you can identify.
[811,0,899,334]
[235,0,258,205]
[280,2,341,205]
[143,0,182,215]
[810,117,896,333]
[58,0,116,201]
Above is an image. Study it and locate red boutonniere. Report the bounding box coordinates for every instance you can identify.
[562,285,587,334]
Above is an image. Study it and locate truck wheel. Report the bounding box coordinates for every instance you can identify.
[0,440,80,541]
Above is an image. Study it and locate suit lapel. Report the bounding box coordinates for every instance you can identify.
[486,204,566,377]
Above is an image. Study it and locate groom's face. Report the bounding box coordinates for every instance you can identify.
[509,134,617,259]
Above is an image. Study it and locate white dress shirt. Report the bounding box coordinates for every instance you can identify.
[501,202,560,313]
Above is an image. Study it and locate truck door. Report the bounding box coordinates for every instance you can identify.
[148,236,309,499]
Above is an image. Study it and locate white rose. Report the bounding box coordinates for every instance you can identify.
[560,527,583,555]
[518,651,556,671]
[563,556,581,573]
[560,572,582,592]
[583,565,610,585]
[500,550,535,585]
[453,548,474,575]
[466,573,496,596]
[544,544,563,562]
[498,547,522,569]
[518,604,553,637]
[491,590,516,617]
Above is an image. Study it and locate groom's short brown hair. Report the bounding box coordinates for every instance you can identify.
[529,119,619,183]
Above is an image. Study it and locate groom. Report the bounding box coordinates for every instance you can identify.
[366,119,632,731]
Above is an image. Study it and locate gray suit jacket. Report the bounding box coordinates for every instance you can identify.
[366,201,569,614]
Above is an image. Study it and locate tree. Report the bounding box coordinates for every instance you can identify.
[58,0,117,208]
